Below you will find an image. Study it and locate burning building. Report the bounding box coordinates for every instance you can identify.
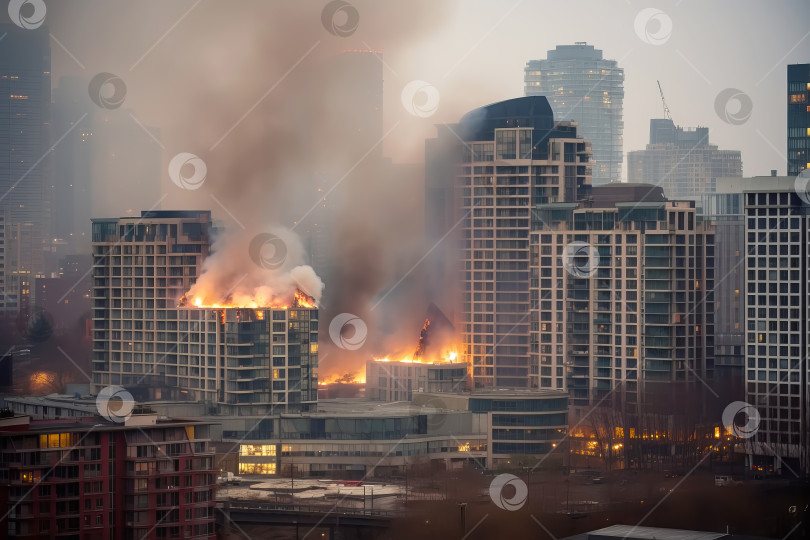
[90,210,320,415]
[365,359,468,401]
[364,306,468,401]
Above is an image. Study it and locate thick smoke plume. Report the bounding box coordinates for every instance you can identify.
[46,0,458,378]
[185,227,324,307]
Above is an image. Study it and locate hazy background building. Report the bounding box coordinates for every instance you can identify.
[0,25,51,313]
[627,119,742,202]
[524,43,624,185]
[787,63,809,176]
[698,178,747,405]
[51,76,163,257]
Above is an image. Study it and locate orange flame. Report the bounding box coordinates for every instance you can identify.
[179,289,315,310]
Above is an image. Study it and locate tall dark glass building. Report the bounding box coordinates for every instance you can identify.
[787,63,810,177]
[525,43,623,185]
[0,25,51,313]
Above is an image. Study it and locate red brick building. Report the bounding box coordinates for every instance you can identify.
[0,413,217,540]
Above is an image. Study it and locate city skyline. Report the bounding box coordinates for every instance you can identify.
[1,2,809,539]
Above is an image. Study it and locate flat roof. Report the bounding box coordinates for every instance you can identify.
[587,525,726,540]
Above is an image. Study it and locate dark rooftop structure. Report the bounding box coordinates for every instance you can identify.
[562,525,777,540]
[457,96,582,159]
[588,183,668,207]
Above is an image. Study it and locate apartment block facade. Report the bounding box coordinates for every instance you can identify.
[742,177,809,474]
[427,96,592,390]
[90,210,318,415]
[0,414,216,540]
[529,184,715,409]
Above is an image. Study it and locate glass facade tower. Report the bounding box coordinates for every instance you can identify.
[787,63,810,177]
[525,43,623,185]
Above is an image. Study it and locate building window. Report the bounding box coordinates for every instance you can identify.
[239,463,277,475]
[239,444,277,457]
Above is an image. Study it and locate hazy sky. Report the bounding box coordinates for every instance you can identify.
[42,0,810,179]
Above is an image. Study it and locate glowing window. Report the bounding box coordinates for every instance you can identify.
[239,463,276,475]
[240,444,276,457]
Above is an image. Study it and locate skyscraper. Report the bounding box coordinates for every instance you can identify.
[530,184,715,410]
[525,43,623,185]
[0,25,51,312]
[628,119,742,201]
[426,96,592,389]
[787,63,809,177]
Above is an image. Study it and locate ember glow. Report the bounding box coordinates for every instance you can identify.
[179,289,316,310]
[320,316,465,385]
[318,373,366,386]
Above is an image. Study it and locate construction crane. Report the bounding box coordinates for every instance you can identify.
[657,80,672,120]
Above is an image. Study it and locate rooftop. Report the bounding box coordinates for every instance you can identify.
[561,525,776,540]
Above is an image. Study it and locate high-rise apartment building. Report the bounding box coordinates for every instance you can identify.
[0,413,217,540]
[525,43,624,185]
[628,119,742,201]
[426,96,592,389]
[787,63,810,177]
[530,184,715,409]
[0,25,51,313]
[90,210,319,415]
[741,176,809,475]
